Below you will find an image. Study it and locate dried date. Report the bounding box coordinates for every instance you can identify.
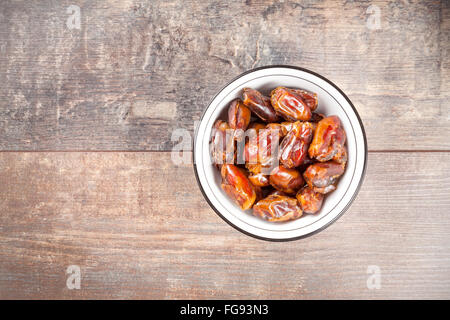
[221,164,257,210]
[253,194,303,222]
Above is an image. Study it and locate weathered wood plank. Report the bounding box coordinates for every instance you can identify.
[0,0,448,151]
[0,151,449,299]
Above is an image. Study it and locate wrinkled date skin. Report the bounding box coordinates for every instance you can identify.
[228,99,251,141]
[265,123,284,138]
[221,164,256,210]
[280,121,295,136]
[333,145,348,165]
[243,88,279,122]
[271,87,312,121]
[279,121,314,168]
[269,165,305,194]
[248,173,270,187]
[253,194,303,222]
[291,89,318,111]
[309,116,346,162]
[210,120,235,165]
[296,186,324,214]
[244,128,280,166]
[303,161,345,194]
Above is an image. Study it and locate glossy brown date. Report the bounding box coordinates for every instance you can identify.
[280,121,295,136]
[271,87,312,121]
[269,165,304,194]
[279,121,314,168]
[248,173,270,187]
[296,186,324,214]
[242,88,279,122]
[228,99,251,140]
[303,161,345,194]
[308,116,346,162]
[291,88,318,111]
[221,164,257,210]
[253,194,303,222]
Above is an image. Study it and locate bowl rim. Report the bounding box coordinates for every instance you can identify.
[192,65,368,242]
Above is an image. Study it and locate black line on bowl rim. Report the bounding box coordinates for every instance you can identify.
[192,65,368,242]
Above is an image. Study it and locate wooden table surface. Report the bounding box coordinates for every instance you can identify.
[0,0,449,299]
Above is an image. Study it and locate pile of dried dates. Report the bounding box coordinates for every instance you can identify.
[210,87,347,222]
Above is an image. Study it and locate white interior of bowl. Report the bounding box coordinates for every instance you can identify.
[194,67,366,240]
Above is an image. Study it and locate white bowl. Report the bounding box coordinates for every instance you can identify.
[193,66,367,241]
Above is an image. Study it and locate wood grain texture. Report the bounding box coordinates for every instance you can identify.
[0,0,449,151]
[1,0,449,301]
[0,152,449,299]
